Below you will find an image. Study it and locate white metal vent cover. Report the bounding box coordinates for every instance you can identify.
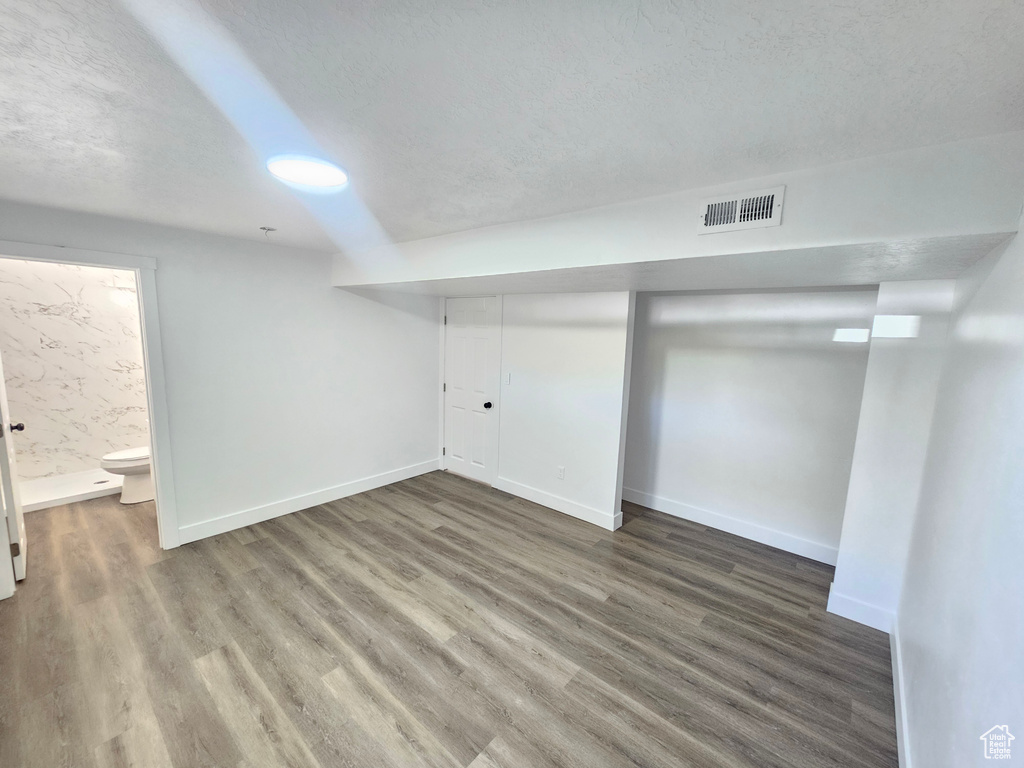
[698,186,785,234]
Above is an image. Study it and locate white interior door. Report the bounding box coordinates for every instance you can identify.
[443,297,501,485]
[0,349,26,585]
[0,478,13,599]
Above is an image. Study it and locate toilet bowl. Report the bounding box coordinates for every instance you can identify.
[100,446,154,504]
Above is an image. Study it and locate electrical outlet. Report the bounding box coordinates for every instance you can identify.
[556,466,565,480]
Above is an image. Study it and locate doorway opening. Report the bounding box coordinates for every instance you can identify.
[0,245,177,599]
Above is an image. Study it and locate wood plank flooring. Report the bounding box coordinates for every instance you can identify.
[0,470,898,767]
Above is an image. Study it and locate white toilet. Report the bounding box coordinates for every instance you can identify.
[100,446,154,504]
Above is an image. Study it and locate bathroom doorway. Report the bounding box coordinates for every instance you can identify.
[0,243,177,599]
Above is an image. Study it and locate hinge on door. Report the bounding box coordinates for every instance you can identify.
[444,315,447,325]
[442,447,445,455]
[443,382,446,392]
[10,542,20,558]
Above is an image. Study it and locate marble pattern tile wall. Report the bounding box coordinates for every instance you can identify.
[0,258,149,480]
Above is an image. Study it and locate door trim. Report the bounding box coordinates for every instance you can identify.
[0,239,180,549]
[441,295,502,484]
[437,297,446,467]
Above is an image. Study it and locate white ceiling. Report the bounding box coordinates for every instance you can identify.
[346,234,1013,296]
[1,0,1023,251]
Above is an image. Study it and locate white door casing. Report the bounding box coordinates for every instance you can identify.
[443,297,501,485]
[0,349,27,583]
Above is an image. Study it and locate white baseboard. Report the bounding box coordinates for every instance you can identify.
[621,488,837,565]
[891,618,912,768]
[177,459,440,544]
[826,585,894,633]
[21,468,123,512]
[494,477,620,531]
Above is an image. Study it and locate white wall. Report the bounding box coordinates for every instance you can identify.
[895,225,1024,767]
[335,133,1024,286]
[0,259,149,479]
[0,201,440,543]
[623,290,875,563]
[828,280,956,632]
[496,292,633,530]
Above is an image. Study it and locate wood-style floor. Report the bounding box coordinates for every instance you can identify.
[0,471,897,768]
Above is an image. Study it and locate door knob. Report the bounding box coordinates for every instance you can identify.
[484,402,492,409]
[9,423,24,432]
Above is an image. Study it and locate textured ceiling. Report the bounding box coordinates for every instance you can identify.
[1,0,1023,251]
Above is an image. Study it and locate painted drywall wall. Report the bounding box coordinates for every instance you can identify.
[828,280,956,632]
[0,200,440,541]
[496,292,633,529]
[895,227,1024,767]
[623,290,876,563]
[0,259,149,479]
[334,133,1024,286]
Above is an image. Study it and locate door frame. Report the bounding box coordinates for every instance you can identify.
[440,295,503,484]
[0,239,180,550]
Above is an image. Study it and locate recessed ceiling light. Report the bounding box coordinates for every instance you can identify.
[266,155,348,189]
[833,328,870,343]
